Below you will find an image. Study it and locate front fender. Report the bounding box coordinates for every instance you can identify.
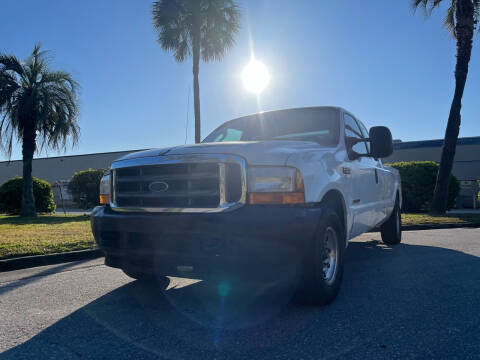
[286,149,347,204]
[286,149,353,240]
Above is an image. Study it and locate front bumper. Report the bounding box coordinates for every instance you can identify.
[91,205,322,276]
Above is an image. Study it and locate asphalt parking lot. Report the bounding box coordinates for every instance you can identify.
[1,228,479,359]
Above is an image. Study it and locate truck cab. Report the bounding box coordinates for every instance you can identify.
[91,106,401,305]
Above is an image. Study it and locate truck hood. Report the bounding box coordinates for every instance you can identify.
[114,141,327,166]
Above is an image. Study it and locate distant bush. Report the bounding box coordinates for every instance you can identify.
[478,180,480,202]
[68,169,106,209]
[387,161,460,212]
[0,177,56,214]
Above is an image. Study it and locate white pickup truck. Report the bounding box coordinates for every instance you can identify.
[91,106,402,305]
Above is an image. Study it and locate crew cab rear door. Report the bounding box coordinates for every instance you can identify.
[344,113,383,237]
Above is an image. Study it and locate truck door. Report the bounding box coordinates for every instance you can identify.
[356,120,392,221]
[344,114,383,237]
[374,159,397,220]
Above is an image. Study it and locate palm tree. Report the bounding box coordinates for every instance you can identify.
[152,0,240,143]
[0,44,79,217]
[412,0,479,214]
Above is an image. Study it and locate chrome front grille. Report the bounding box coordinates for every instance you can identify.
[110,154,246,213]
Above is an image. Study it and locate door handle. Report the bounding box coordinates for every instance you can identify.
[374,168,379,184]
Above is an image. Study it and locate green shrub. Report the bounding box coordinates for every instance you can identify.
[387,161,460,212]
[478,180,480,202]
[0,177,56,214]
[68,169,106,209]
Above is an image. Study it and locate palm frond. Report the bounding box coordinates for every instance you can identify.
[0,44,80,159]
[472,0,480,31]
[0,71,20,109]
[444,1,456,37]
[200,0,240,61]
[0,54,26,79]
[152,0,240,63]
[412,0,445,13]
[412,0,480,37]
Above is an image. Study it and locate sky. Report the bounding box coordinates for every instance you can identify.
[1,0,480,161]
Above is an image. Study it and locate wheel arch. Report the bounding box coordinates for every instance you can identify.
[319,189,348,242]
[396,187,402,209]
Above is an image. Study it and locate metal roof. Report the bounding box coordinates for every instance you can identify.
[0,148,148,165]
[393,136,480,150]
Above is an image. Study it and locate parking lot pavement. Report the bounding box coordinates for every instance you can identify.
[1,228,479,359]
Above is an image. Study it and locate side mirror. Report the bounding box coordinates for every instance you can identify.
[369,126,393,158]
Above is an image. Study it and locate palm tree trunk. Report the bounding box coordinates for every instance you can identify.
[430,4,474,214]
[192,30,201,144]
[20,120,37,217]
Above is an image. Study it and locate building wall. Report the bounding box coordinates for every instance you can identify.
[0,150,145,207]
[0,149,145,186]
[384,137,480,208]
[3,138,478,185]
[1,137,479,208]
[384,141,480,181]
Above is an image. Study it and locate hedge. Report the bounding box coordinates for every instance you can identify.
[0,177,56,214]
[68,168,106,209]
[387,161,460,212]
[478,180,480,202]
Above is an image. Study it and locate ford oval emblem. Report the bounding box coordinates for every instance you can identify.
[148,181,169,192]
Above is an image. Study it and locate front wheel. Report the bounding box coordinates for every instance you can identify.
[297,206,345,306]
[380,197,402,245]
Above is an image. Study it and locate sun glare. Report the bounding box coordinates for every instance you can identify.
[242,59,270,94]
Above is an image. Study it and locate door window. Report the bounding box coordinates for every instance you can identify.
[357,120,371,153]
[344,114,368,158]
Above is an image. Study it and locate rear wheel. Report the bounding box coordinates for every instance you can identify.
[297,206,345,305]
[381,197,402,245]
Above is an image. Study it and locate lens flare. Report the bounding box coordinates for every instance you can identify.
[218,281,232,297]
[242,59,270,94]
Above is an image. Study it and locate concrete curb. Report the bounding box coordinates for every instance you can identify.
[402,223,480,231]
[0,249,104,273]
[368,223,480,233]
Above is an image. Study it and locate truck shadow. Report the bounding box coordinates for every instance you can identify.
[3,239,480,359]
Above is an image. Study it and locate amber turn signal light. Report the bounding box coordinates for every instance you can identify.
[248,192,305,205]
[99,194,110,205]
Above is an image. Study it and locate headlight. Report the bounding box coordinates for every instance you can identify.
[247,166,305,204]
[99,171,111,205]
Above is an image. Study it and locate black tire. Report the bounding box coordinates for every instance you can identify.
[297,206,345,306]
[381,197,402,245]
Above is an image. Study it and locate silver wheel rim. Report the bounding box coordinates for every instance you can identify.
[322,226,339,285]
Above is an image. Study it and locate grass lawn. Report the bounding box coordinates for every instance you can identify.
[402,213,480,227]
[0,214,94,260]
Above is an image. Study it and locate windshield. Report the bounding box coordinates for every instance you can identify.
[203,107,340,146]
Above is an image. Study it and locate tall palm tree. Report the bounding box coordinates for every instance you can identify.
[152,0,240,143]
[412,0,479,214]
[0,44,79,217]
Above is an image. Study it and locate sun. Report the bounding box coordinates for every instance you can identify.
[242,59,270,94]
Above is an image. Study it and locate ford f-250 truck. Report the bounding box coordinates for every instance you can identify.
[91,106,402,305]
